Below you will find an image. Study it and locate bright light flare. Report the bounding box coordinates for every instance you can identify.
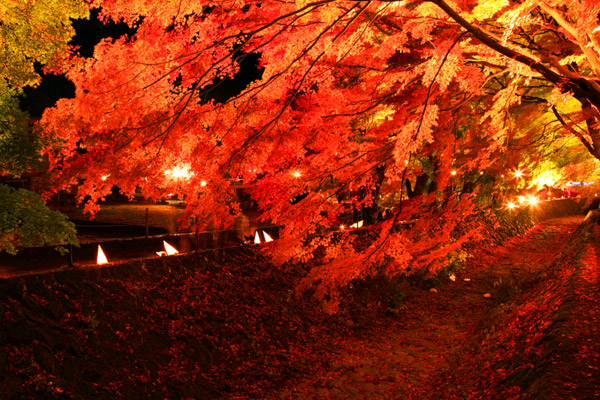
[451,170,457,176]
[292,171,302,178]
[506,201,517,210]
[533,170,558,189]
[165,166,192,179]
[514,170,523,178]
[527,196,539,206]
[163,240,179,255]
[518,196,526,204]
[97,245,108,265]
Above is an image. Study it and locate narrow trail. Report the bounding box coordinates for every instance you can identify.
[270,216,587,399]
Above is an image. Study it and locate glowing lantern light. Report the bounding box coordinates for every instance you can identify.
[451,170,457,176]
[514,170,523,178]
[263,231,274,242]
[200,180,207,187]
[527,196,539,206]
[293,171,301,178]
[518,196,526,203]
[533,170,559,189]
[97,245,108,265]
[506,201,516,210]
[101,175,108,181]
[163,241,179,255]
[253,231,274,244]
[340,224,345,230]
[165,166,192,179]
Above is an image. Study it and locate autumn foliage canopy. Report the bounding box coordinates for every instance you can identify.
[38,0,600,301]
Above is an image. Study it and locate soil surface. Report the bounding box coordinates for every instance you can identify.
[1,215,599,399]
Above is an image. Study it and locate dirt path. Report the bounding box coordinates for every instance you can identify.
[268,216,589,399]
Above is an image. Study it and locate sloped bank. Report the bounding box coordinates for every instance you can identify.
[437,213,599,399]
[0,247,340,399]
[514,212,600,398]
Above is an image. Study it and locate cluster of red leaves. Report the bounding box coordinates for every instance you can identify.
[36,0,600,294]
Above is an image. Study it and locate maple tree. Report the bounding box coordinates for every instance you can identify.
[0,0,85,253]
[40,0,600,305]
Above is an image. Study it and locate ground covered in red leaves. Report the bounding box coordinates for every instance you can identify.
[1,215,599,399]
[260,215,600,399]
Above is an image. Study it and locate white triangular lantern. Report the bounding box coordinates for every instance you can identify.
[163,240,179,255]
[97,245,108,265]
[263,231,273,242]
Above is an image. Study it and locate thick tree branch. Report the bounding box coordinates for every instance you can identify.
[551,105,596,156]
[426,0,600,112]
[536,1,600,77]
